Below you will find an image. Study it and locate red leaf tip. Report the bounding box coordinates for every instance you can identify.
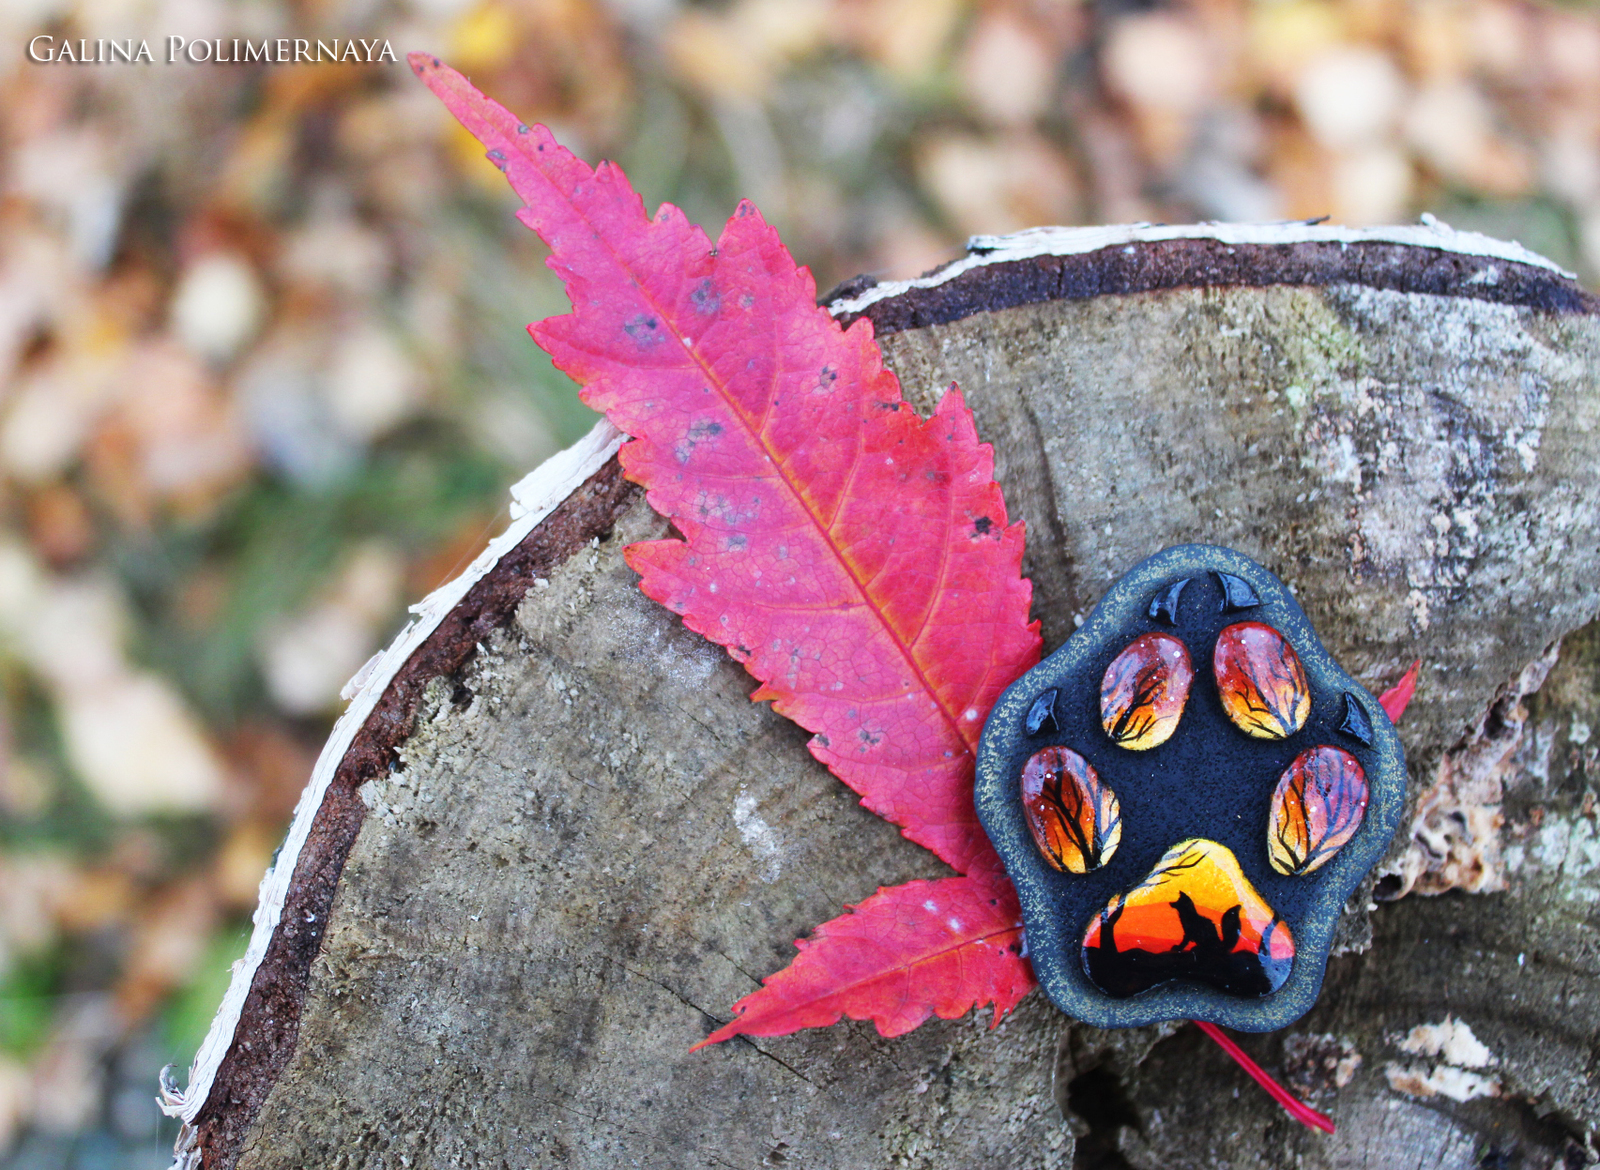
[686,1030,727,1055]
[1379,659,1420,724]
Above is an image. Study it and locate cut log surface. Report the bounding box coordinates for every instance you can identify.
[171,224,1600,1170]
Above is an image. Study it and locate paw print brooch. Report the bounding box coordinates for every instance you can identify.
[975,545,1406,1031]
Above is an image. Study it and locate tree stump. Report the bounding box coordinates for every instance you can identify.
[167,224,1600,1170]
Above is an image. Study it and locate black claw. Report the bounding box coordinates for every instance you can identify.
[1025,689,1059,736]
[1148,578,1190,625]
[1214,571,1261,612]
[1339,693,1374,745]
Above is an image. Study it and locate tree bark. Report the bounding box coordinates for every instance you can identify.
[173,225,1600,1170]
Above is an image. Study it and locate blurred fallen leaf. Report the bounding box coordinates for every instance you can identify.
[258,540,405,716]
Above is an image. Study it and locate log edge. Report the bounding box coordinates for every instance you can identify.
[824,223,1597,334]
[166,422,631,1170]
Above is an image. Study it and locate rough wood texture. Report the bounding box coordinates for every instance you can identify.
[208,241,1600,1169]
[186,457,640,1168]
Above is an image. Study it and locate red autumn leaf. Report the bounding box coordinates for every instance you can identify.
[1379,659,1420,723]
[692,872,1033,1050]
[413,56,1041,1043]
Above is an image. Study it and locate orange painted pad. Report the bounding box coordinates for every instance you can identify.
[1020,746,1122,874]
[1082,839,1294,999]
[1213,621,1311,740]
[1099,632,1193,750]
[1269,746,1369,876]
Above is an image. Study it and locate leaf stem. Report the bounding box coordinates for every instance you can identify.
[1193,1020,1335,1134]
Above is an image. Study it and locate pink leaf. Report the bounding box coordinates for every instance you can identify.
[411,54,1041,880]
[412,56,1043,1047]
[691,873,1033,1050]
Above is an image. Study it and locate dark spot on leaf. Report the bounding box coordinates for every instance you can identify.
[727,533,748,550]
[692,278,719,315]
[815,734,830,748]
[486,148,507,170]
[516,123,528,133]
[973,516,993,535]
[741,294,754,308]
[624,314,662,344]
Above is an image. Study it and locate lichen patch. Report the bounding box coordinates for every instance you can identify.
[1384,1063,1502,1103]
[733,785,784,882]
[1396,1015,1497,1068]
[1384,1015,1502,1103]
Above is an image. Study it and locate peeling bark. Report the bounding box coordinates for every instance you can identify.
[1379,644,1562,899]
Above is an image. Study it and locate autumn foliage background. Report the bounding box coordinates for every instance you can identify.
[0,0,1598,1164]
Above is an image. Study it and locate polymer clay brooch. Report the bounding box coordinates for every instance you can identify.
[975,545,1406,1032]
